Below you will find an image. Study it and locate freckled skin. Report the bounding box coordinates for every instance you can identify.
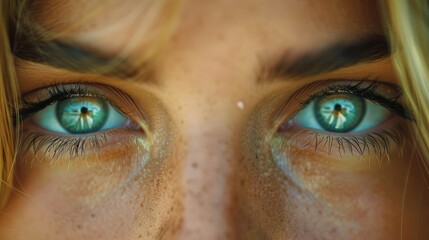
[1,0,429,239]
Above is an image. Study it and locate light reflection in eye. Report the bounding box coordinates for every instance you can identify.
[313,94,365,132]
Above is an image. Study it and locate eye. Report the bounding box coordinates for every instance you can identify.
[291,93,391,133]
[33,96,127,134]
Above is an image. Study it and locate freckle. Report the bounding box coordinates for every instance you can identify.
[90,213,96,218]
[192,162,198,168]
[240,179,245,186]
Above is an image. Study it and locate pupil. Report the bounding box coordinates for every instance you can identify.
[334,104,342,112]
[80,107,88,114]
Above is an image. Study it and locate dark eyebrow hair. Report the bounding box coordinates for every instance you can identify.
[12,39,138,78]
[12,35,388,82]
[269,34,390,79]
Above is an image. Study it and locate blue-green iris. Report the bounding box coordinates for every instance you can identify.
[56,97,109,134]
[314,94,365,133]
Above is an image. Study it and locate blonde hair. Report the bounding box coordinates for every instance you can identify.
[384,0,429,171]
[0,0,20,210]
[0,0,428,212]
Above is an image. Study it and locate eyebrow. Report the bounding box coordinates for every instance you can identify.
[12,39,138,78]
[12,34,389,81]
[269,34,390,79]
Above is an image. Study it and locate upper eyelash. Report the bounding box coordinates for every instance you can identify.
[300,80,413,121]
[18,84,114,121]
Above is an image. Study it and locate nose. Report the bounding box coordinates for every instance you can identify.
[174,110,237,240]
[155,24,258,238]
[158,64,250,239]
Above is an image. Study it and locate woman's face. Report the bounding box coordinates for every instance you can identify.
[1,0,429,239]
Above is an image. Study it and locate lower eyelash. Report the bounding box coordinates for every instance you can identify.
[20,131,110,159]
[277,126,405,157]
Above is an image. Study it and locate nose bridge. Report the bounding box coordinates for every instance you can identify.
[158,21,257,238]
[176,116,236,240]
[162,68,248,239]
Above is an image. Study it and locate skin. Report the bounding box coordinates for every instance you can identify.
[1,0,429,239]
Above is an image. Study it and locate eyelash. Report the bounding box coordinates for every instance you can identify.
[19,84,120,120]
[278,80,411,157]
[18,84,141,159]
[22,131,110,159]
[301,80,412,120]
[18,80,409,160]
[285,128,404,157]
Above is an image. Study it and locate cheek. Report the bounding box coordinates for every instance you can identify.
[274,161,402,239]
[233,139,427,239]
[0,146,183,240]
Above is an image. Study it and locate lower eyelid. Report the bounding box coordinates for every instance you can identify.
[18,127,147,163]
[272,120,406,170]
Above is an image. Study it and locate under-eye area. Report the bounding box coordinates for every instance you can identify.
[259,80,416,231]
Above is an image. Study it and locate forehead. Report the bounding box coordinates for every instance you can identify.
[33,0,382,51]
